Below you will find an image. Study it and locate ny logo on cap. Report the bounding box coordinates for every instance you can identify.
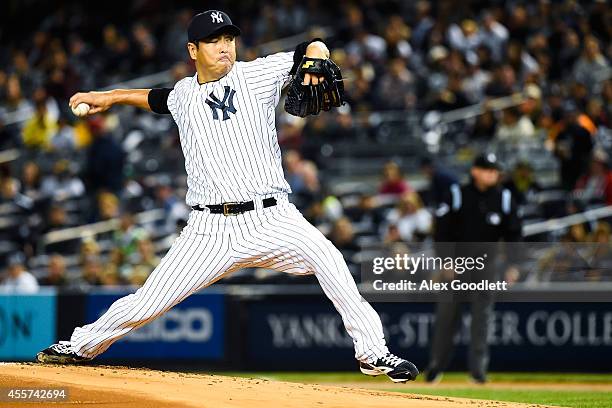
[205,86,237,121]
[210,11,224,23]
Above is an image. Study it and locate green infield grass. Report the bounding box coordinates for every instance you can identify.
[218,371,612,408]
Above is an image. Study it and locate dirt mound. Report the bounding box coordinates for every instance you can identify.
[0,363,553,408]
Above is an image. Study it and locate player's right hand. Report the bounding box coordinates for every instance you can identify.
[69,91,114,115]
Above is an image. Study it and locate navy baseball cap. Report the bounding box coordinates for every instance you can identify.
[7,251,26,267]
[187,10,241,43]
[473,153,500,170]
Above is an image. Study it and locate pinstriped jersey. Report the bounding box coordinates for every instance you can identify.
[167,52,295,206]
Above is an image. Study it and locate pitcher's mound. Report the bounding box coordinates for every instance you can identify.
[0,363,551,407]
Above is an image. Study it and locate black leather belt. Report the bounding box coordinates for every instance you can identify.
[192,197,277,216]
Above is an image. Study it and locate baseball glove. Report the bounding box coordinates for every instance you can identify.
[284,56,345,117]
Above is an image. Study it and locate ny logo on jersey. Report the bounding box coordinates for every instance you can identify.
[205,86,237,121]
[210,11,224,23]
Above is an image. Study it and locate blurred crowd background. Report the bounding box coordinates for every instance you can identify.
[0,0,610,292]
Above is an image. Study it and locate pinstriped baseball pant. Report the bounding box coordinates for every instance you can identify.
[71,195,389,363]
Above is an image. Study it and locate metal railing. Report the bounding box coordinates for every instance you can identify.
[41,208,165,246]
[523,204,612,237]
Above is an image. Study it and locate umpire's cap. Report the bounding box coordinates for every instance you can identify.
[188,10,241,43]
[473,153,500,170]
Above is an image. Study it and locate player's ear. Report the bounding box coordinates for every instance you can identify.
[187,42,198,61]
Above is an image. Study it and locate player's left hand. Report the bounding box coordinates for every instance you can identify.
[303,41,329,85]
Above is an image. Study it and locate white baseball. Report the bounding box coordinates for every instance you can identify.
[72,102,90,117]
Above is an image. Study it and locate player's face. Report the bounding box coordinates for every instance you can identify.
[189,34,236,81]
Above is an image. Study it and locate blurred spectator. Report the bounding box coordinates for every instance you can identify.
[132,22,158,74]
[99,263,121,286]
[297,161,322,210]
[21,99,58,150]
[3,74,32,114]
[383,15,413,61]
[507,4,529,43]
[470,110,497,140]
[603,80,612,120]
[376,57,416,110]
[420,157,460,207]
[162,9,191,61]
[1,168,33,210]
[344,194,386,228]
[284,149,306,193]
[97,191,120,220]
[479,12,509,63]
[411,1,434,52]
[41,159,85,202]
[19,161,43,201]
[586,98,608,128]
[428,73,471,112]
[50,117,77,152]
[552,102,594,190]
[379,161,412,195]
[538,233,590,282]
[485,64,516,97]
[588,222,612,281]
[43,204,71,233]
[285,152,321,211]
[111,212,147,266]
[462,60,491,104]
[555,29,582,80]
[572,36,609,94]
[494,107,536,146]
[520,84,543,124]
[0,252,38,293]
[506,40,539,80]
[39,254,69,287]
[46,48,80,106]
[123,237,160,285]
[73,256,103,289]
[155,182,189,235]
[78,236,100,262]
[328,105,357,142]
[345,28,387,65]
[573,149,612,205]
[276,0,308,36]
[503,161,542,205]
[329,217,360,259]
[447,19,480,64]
[383,191,432,242]
[43,204,80,254]
[101,24,132,79]
[85,121,125,195]
[304,194,343,228]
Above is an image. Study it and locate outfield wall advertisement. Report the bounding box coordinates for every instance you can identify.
[86,291,225,360]
[243,298,612,371]
[0,293,56,360]
[2,290,611,370]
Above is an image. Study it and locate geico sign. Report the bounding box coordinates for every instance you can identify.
[123,308,213,342]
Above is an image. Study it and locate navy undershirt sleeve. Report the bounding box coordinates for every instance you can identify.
[148,88,172,114]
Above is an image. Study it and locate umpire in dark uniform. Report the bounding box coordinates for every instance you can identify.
[426,153,522,384]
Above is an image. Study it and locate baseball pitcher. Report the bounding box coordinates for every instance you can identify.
[36,10,418,383]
